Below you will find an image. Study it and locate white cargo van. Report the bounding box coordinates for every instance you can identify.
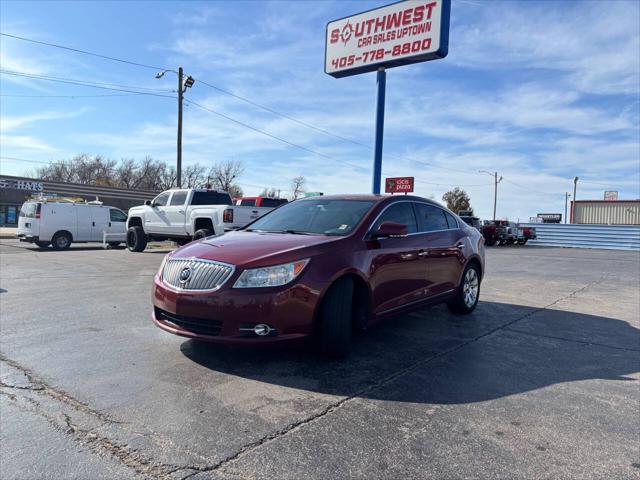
[17,200,128,250]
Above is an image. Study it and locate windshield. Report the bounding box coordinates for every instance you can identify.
[246,199,375,236]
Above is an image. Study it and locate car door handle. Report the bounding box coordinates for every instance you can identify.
[456,242,464,250]
[178,210,185,214]
[92,221,95,227]
[108,222,111,227]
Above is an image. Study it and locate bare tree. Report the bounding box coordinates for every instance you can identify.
[227,184,244,198]
[260,187,279,198]
[182,163,207,188]
[290,176,306,200]
[209,160,244,193]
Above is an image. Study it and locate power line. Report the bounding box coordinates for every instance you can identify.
[0,32,170,72]
[0,69,173,93]
[0,70,177,98]
[1,93,147,98]
[0,32,483,177]
[184,98,367,171]
[0,156,50,165]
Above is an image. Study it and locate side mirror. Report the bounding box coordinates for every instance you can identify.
[145,200,152,206]
[373,221,408,239]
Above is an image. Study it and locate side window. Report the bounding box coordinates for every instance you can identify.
[414,203,449,232]
[153,192,170,207]
[169,190,188,206]
[110,209,127,222]
[372,202,418,234]
[445,211,458,229]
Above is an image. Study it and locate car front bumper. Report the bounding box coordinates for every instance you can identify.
[151,274,320,345]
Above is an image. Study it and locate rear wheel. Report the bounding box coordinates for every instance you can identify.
[484,237,495,246]
[192,229,212,241]
[126,226,147,252]
[517,239,528,245]
[317,277,354,358]
[51,232,72,251]
[35,241,50,249]
[447,263,481,314]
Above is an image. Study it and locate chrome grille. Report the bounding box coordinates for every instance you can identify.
[162,258,234,291]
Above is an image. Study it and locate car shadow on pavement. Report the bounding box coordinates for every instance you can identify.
[180,301,640,404]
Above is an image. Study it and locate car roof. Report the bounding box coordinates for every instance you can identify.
[298,193,443,207]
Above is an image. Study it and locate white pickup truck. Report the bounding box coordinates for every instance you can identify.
[125,188,280,252]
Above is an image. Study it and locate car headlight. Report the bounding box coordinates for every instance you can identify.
[233,259,309,288]
[158,254,170,276]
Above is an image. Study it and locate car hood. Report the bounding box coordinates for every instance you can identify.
[170,231,346,267]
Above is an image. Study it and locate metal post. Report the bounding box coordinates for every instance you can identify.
[492,172,500,221]
[371,68,386,194]
[571,176,578,224]
[177,67,183,188]
[564,192,571,224]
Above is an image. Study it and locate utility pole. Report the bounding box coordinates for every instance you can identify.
[177,67,184,188]
[571,176,579,224]
[564,192,571,224]
[479,170,502,221]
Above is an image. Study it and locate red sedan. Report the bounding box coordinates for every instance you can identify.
[152,194,485,356]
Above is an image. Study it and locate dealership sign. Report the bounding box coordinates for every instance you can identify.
[385,176,414,193]
[325,0,450,78]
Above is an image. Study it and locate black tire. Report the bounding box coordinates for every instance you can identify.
[484,237,495,247]
[192,229,213,241]
[126,226,147,252]
[447,263,481,315]
[51,231,72,251]
[517,239,528,245]
[108,242,121,248]
[35,241,50,249]
[317,277,354,358]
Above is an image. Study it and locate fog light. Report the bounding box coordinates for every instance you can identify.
[254,324,273,336]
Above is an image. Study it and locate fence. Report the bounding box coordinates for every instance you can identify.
[520,223,640,251]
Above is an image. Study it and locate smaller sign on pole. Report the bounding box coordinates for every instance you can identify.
[604,191,618,201]
[537,213,562,224]
[385,177,414,194]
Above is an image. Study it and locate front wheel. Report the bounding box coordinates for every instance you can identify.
[484,237,495,247]
[126,226,148,252]
[447,264,481,314]
[317,277,354,358]
[192,229,213,241]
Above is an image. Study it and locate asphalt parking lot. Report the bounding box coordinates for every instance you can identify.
[0,239,638,480]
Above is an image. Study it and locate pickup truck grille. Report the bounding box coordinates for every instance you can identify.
[162,258,234,291]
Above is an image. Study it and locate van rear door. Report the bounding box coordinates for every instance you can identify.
[18,202,40,238]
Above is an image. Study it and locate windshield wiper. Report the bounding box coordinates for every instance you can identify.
[262,229,317,235]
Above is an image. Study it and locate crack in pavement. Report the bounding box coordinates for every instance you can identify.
[1,276,607,479]
[504,327,640,352]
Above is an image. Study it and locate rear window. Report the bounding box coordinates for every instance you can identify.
[260,198,287,208]
[240,199,257,206]
[191,191,232,206]
[19,203,38,218]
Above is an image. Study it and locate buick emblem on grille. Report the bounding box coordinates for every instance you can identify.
[179,266,192,284]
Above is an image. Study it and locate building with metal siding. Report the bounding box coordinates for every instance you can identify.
[571,200,640,225]
[0,175,159,226]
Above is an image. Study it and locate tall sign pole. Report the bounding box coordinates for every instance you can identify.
[372,68,386,194]
[325,1,450,194]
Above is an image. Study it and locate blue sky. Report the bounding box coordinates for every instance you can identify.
[1,0,639,221]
